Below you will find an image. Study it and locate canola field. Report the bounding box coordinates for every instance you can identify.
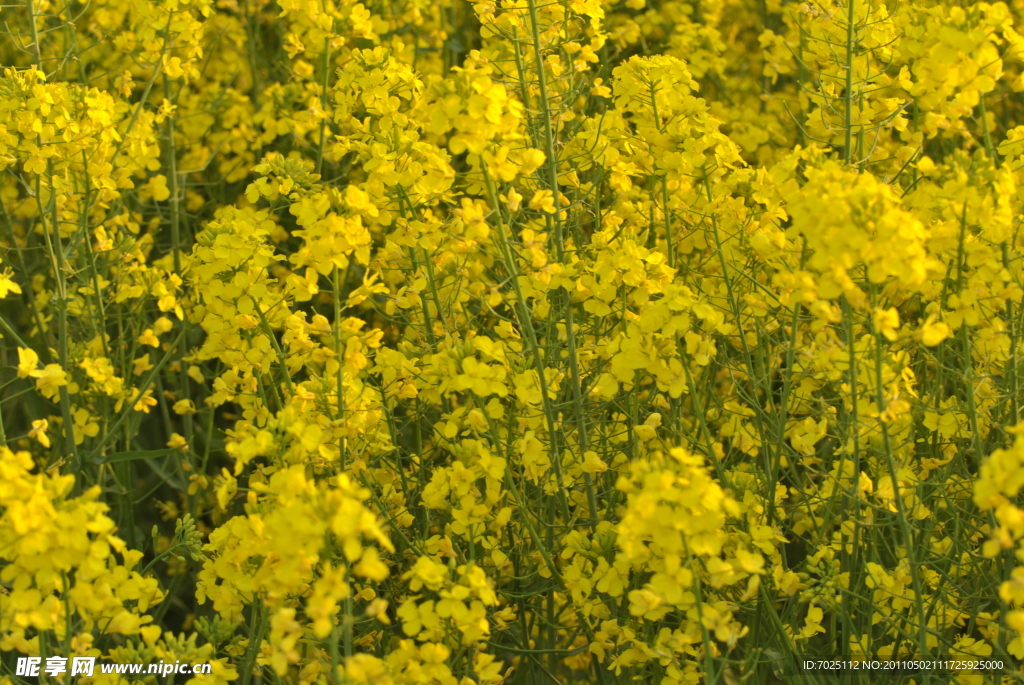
[1,0,1024,682]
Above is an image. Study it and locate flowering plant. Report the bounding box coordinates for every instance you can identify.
[1,0,1024,682]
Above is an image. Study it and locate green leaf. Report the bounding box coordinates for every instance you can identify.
[92,448,178,465]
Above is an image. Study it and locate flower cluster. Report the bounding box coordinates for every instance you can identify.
[3,0,1024,682]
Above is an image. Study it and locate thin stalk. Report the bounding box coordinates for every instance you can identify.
[316,34,331,175]
[482,166,572,522]
[868,289,930,668]
[26,0,43,68]
[333,265,348,470]
[38,160,80,471]
[163,75,197,485]
[251,295,295,394]
[843,0,856,165]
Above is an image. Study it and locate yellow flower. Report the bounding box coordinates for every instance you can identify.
[872,307,899,341]
[173,399,196,414]
[529,189,556,213]
[29,419,50,448]
[501,187,523,212]
[0,268,21,299]
[137,329,160,347]
[17,348,40,379]
[132,389,158,413]
[919,315,952,347]
[34,364,69,401]
[147,174,171,202]
[72,408,99,444]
